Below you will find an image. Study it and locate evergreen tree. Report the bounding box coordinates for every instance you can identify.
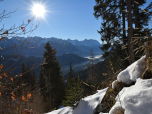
[42,42,65,110]
[94,0,124,66]
[133,1,152,60]
[94,0,152,65]
[127,0,134,63]
[63,75,84,108]
[26,63,32,90]
[21,63,27,84]
[38,66,46,96]
[90,49,94,79]
[31,69,36,91]
[68,62,74,79]
[66,62,75,89]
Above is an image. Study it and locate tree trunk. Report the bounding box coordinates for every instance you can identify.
[49,67,51,110]
[90,49,94,79]
[127,0,134,63]
[122,0,126,45]
[134,1,139,28]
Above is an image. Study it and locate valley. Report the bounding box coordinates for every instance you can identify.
[0,37,103,78]
[61,54,103,75]
[0,53,102,77]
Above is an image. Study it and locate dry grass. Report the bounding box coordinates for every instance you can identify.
[114,81,135,92]
[113,107,125,114]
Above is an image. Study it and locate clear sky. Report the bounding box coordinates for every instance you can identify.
[0,0,102,43]
[0,0,151,44]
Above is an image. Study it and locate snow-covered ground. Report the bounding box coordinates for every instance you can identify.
[117,56,146,84]
[73,88,108,114]
[46,88,108,114]
[46,106,72,114]
[47,56,152,114]
[110,78,152,114]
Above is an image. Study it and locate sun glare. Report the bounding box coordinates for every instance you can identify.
[32,3,46,18]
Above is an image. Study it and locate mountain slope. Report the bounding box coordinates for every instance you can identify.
[46,56,152,114]
[57,54,89,67]
[0,54,89,76]
[0,37,102,57]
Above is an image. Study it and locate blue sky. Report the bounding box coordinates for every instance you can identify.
[0,0,102,43]
[0,0,151,44]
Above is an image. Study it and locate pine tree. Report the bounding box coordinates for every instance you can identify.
[38,66,46,96]
[66,62,74,89]
[26,63,32,90]
[68,62,74,79]
[90,49,94,79]
[21,63,27,84]
[133,0,152,60]
[63,75,84,108]
[127,0,134,63]
[31,69,36,91]
[94,0,123,64]
[42,42,65,110]
[94,0,152,65]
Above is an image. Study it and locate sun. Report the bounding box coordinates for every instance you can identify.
[32,3,46,18]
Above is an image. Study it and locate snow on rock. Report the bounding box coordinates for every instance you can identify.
[117,56,146,84]
[73,87,108,114]
[46,56,149,114]
[112,80,117,89]
[109,78,152,114]
[46,88,108,114]
[99,112,109,114]
[46,106,72,114]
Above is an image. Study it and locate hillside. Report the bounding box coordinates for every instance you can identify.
[47,56,152,114]
[0,54,89,76]
[63,61,106,81]
[0,37,102,57]
[57,54,89,67]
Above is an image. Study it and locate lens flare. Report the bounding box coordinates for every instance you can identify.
[32,3,46,17]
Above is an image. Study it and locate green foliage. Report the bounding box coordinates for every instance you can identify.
[38,66,46,96]
[31,69,36,91]
[94,0,122,55]
[63,75,84,108]
[94,0,152,65]
[21,63,27,84]
[66,62,75,89]
[94,0,127,67]
[72,61,106,84]
[41,42,65,111]
[26,64,32,89]
[68,62,74,79]
[20,63,37,91]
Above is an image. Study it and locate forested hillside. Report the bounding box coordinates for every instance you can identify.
[0,0,152,114]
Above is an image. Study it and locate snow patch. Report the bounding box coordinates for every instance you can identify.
[47,56,151,114]
[73,87,108,114]
[46,106,72,114]
[117,56,146,84]
[110,78,152,114]
[46,88,108,114]
[112,80,117,89]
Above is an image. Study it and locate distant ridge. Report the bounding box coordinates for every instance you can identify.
[0,36,102,57]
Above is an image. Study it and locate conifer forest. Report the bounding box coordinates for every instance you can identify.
[0,0,152,114]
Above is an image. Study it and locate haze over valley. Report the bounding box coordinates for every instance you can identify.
[0,36,103,76]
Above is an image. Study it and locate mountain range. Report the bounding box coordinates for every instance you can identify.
[0,36,102,57]
[0,36,103,76]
